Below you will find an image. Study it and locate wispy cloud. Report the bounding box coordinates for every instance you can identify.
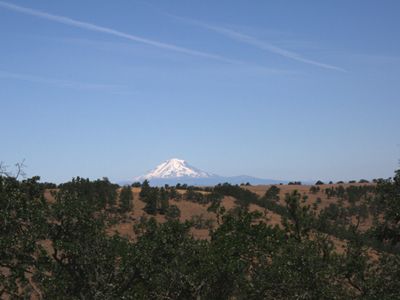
[168,15,346,72]
[0,1,244,65]
[0,69,124,92]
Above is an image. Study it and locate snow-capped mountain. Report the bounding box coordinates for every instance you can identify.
[136,158,214,180]
[131,158,286,186]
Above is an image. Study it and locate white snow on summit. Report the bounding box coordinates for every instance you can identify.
[136,158,214,180]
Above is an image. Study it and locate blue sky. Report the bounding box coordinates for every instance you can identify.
[1,0,399,183]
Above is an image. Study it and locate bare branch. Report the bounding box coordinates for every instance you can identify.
[0,161,11,177]
[0,160,27,179]
[14,159,27,179]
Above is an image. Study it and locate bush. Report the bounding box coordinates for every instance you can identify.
[165,204,181,220]
[288,181,302,185]
[264,185,280,201]
[190,214,214,229]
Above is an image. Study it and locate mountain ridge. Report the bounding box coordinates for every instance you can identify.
[129,158,286,186]
[135,158,214,180]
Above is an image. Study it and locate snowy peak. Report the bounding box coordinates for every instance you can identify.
[138,158,213,180]
[130,158,284,186]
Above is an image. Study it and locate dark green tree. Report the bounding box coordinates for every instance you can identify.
[159,187,169,214]
[139,179,151,200]
[372,170,400,246]
[165,205,181,221]
[131,181,142,187]
[310,185,320,194]
[264,185,280,201]
[119,185,133,212]
[282,190,314,241]
[0,175,48,298]
[93,177,118,207]
[38,179,135,298]
[144,188,158,215]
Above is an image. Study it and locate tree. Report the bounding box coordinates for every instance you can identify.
[139,179,151,200]
[168,186,180,200]
[40,179,135,298]
[0,175,48,298]
[264,185,280,201]
[309,185,320,194]
[131,181,142,188]
[282,190,314,241]
[158,187,169,214]
[119,186,133,212]
[93,177,118,207]
[372,170,400,247]
[144,188,158,215]
[288,181,302,185]
[3,164,400,299]
[165,205,181,221]
[0,159,27,179]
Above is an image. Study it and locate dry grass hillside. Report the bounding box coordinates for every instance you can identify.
[65,182,376,243]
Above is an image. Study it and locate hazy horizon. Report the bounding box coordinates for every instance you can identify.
[1,0,399,183]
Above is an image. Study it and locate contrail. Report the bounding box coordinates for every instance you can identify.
[0,1,240,64]
[169,15,346,72]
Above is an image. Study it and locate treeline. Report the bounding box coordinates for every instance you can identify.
[139,180,172,215]
[323,185,375,202]
[245,180,399,254]
[133,178,393,254]
[191,178,398,254]
[138,180,223,212]
[1,170,400,299]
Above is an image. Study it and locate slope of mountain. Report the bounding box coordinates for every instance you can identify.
[136,158,214,180]
[131,158,285,186]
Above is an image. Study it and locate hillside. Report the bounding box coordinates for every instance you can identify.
[39,180,386,252]
[2,174,399,299]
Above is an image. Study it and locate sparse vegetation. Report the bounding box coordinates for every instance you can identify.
[1,168,400,299]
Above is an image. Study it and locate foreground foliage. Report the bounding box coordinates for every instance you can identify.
[1,171,400,299]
